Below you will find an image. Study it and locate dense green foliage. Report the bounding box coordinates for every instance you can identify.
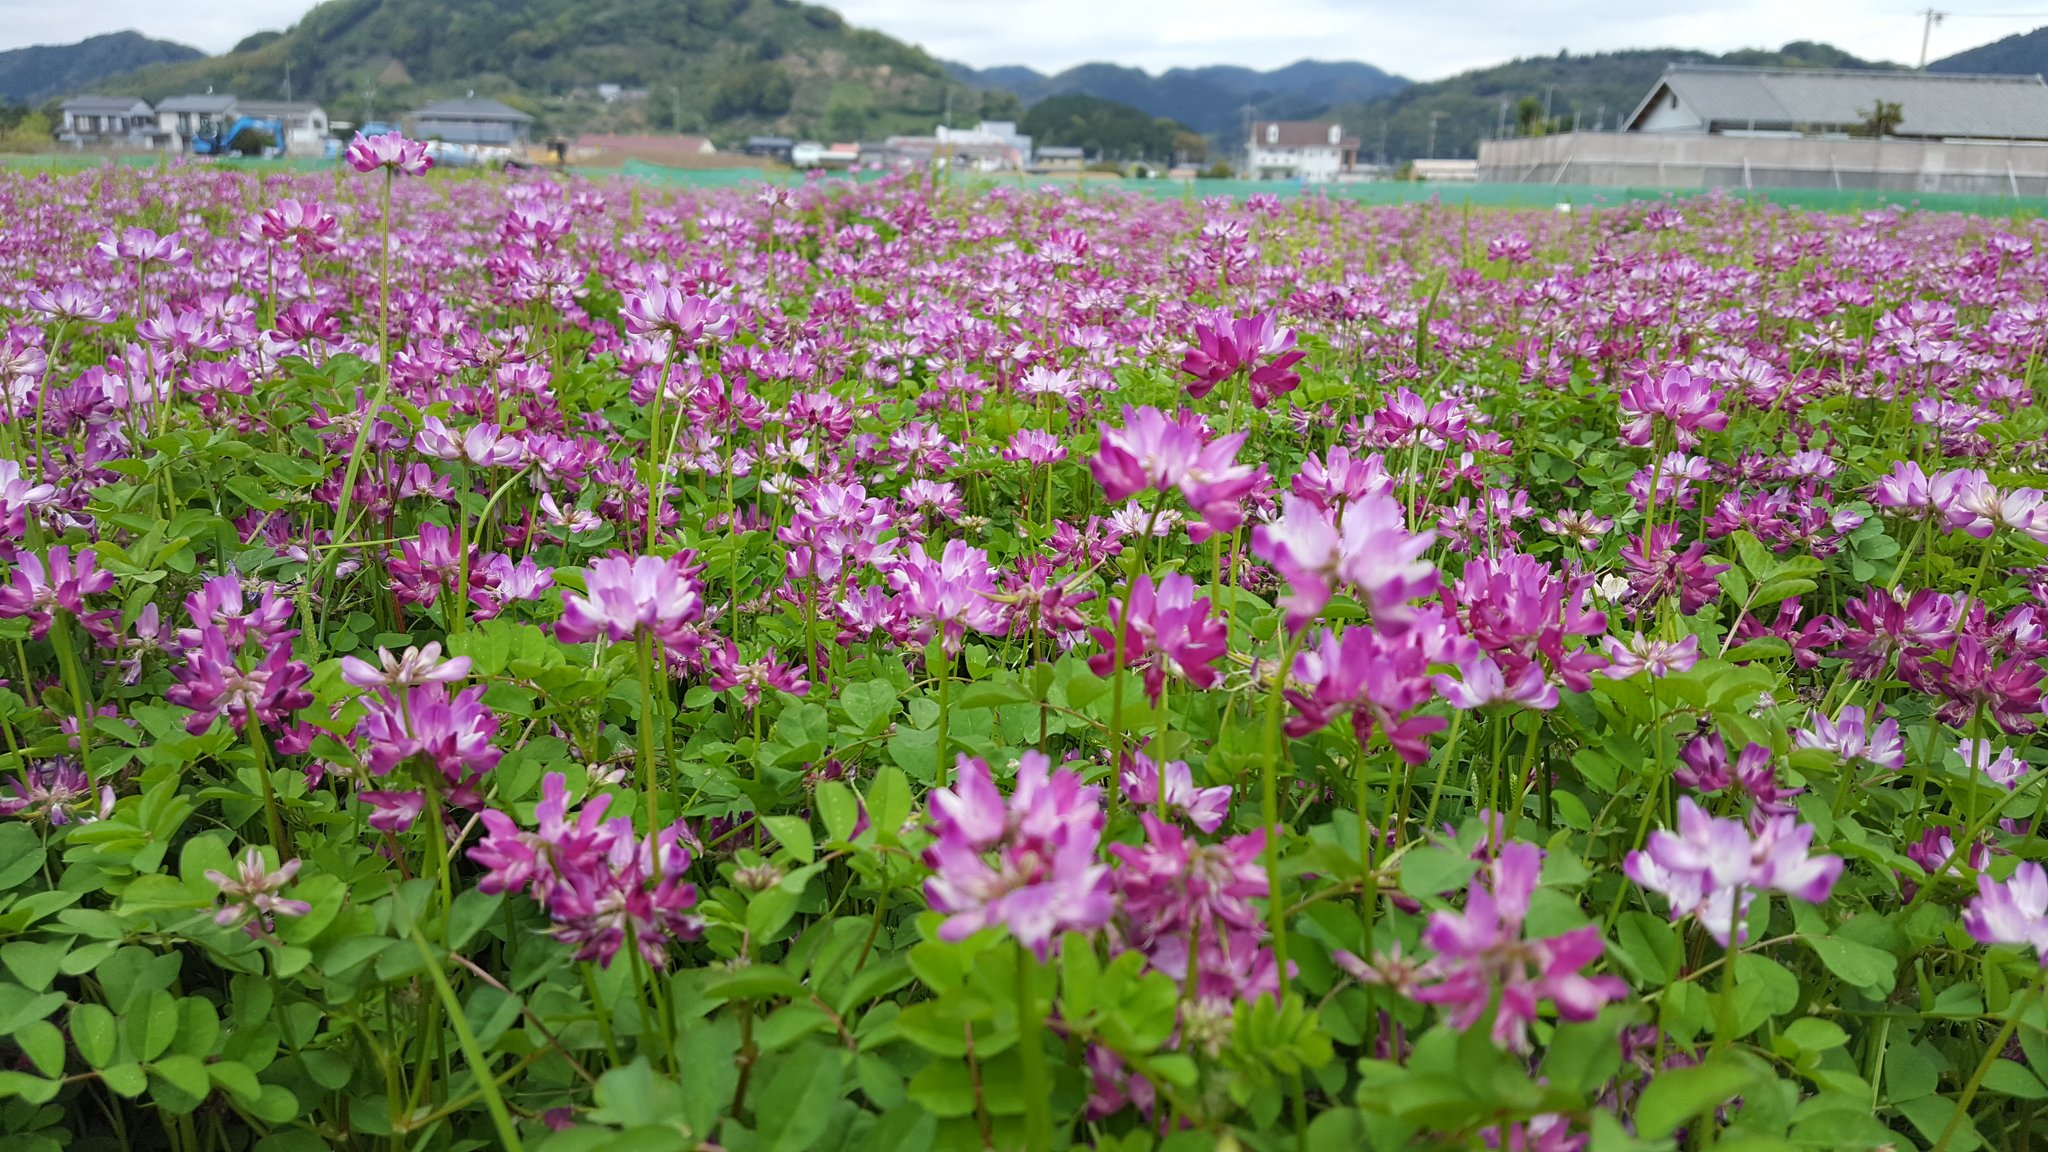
[0,31,202,105]
[1018,93,1192,163]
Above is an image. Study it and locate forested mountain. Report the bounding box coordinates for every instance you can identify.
[94,0,1010,141]
[0,32,203,104]
[948,58,1408,137]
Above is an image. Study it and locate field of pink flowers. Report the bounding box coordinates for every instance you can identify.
[0,136,2045,1151]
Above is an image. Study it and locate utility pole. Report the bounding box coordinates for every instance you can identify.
[1377,119,1387,168]
[1496,99,1509,139]
[1596,104,1606,132]
[1241,101,1256,174]
[1918,8,1947,69]
[1426,111,1446,159]
[1543,84,1554,130]
[283,59,292,103]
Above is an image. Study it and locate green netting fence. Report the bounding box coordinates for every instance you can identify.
[13,151,2048,217]
[604,160,2048,217]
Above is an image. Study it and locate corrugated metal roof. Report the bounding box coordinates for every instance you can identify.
[1633,65,2048,139]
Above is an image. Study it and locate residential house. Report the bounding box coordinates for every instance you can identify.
[410,96,533,146]
[156,93,238,151]
[744,136,796,162]
[935,120,1033,169]
[57,96,159,150]
[1032,146,1086,173]
[235,101,330,157]
[1625,64,2048,140]
[1247,120,1359,182]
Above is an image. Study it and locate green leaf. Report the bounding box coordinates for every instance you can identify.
[816,781,859,842]
[763,815,816,864]
[0,985,66,1035]
[1780,1017,1849,1052]
[150,1053,211,1100]
[443,888,504,953]
[704,965,805,1003]
[69,1003,116,1067]
[0,941,67,992]
[589,1058,686,1130]
[1541,1008,1630,1096]
[866,767,912,839]
[1981,1059,2048,1100]
[754,1045,844,1152]
[102,1062,148,1098]
[1397,845,1479,899]
[14,1019,63,1077]
[1804,935,1897,995]
[907,1058,979,1118]
[840,680,900,734]
[129,989,179,1062]
[208,1060,263,1104]
[1635,1059,1752,1139]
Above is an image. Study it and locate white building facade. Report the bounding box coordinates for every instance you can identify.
[1247,121,1359,182]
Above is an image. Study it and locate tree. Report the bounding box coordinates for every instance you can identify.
[1019,93,1185,162]
[0,109,48,152]
[1514,95,1546,136]
[1859,100,1903,137]
[711,63,794,120]
[978,89,1023,122]
[228,125,275,156]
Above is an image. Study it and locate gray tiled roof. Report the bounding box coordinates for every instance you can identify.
[157,94,238,114]
[1631,65,2048,139]
[61,96,151,113]
[413,98,532,122]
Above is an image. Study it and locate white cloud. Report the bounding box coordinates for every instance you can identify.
[0,0,2041,84]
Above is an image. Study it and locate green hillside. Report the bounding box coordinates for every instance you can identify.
[0,31,204,105]
[1330,42,1902,164]
[96,0,1009,143]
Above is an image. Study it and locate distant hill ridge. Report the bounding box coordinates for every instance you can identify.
[1929,27,2048,76]
[0,31,203,105]
[946,59,1409,137]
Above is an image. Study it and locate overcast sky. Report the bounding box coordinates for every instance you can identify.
[2,0,2044,82]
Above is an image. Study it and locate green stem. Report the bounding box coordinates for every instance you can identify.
[636,632,661,831]
[1935,980,2043,1152]
[1261,629,1305,997]
[247,721,288,857]
[1016,945,1053,1152]
[403,918,526,1152]
[934,652,951,787]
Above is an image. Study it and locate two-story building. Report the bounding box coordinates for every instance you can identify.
[155,92,239,151]
[409,96,533,147]
[57,96,160,150]
[1246,120,1359,182]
